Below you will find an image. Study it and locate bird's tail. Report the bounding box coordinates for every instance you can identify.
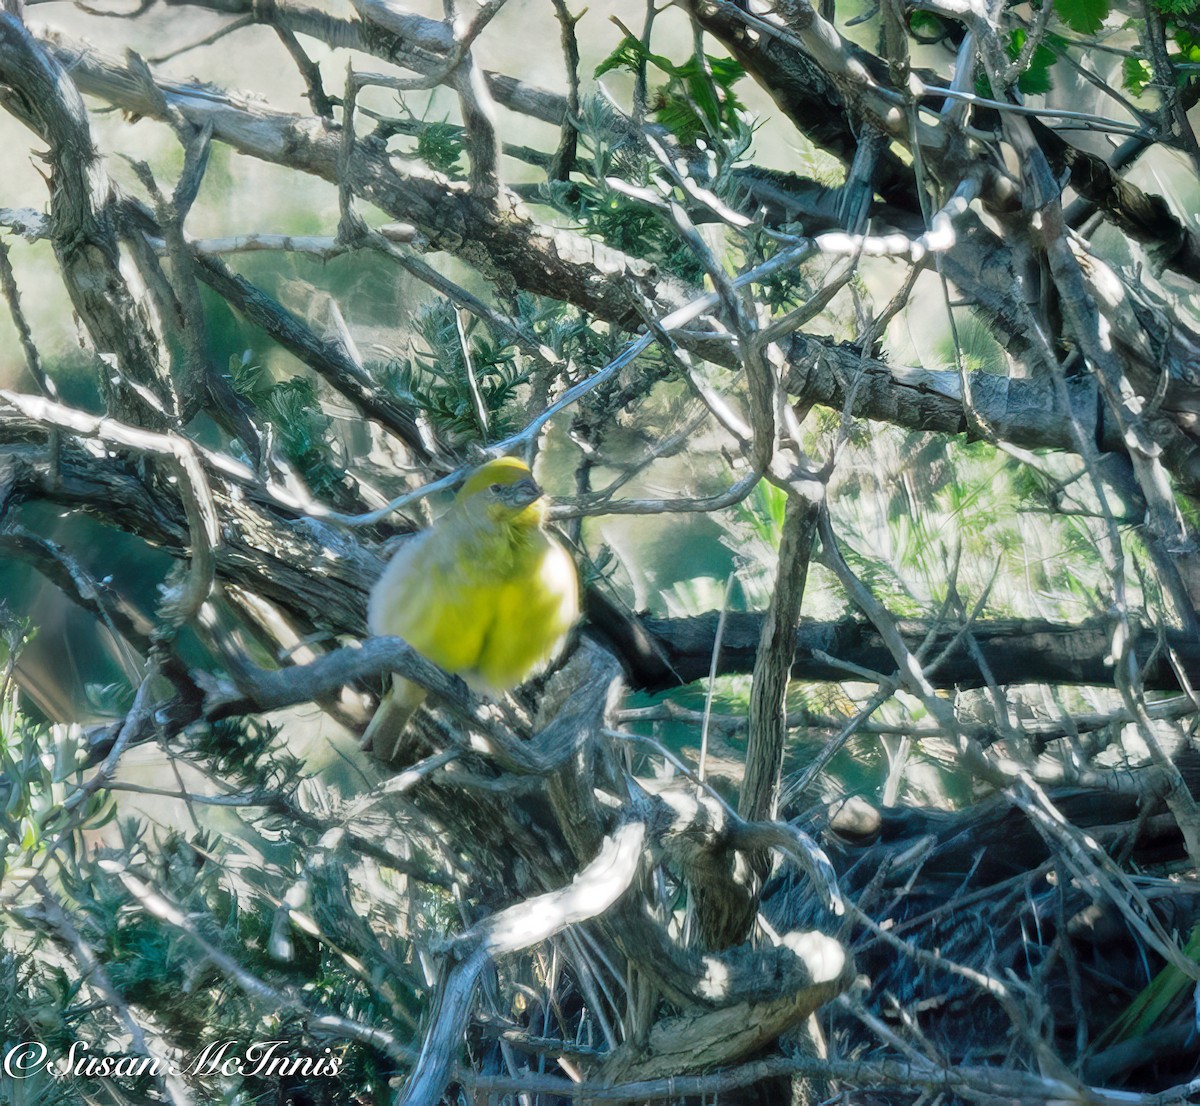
[361,676,427,765]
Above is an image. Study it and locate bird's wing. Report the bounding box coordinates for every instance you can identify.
[367,533,429,637]
[369,526,495,674]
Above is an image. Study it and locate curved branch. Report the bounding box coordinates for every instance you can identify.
[401,823,646,1106]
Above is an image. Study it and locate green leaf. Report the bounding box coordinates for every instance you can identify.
[707,55,748,92]
[1055,0,1109,34]
[1122,55,1154,95]
[595,38,745,146]
[1102,922,1200,1043]
[1175,26,1200,61]
[416,121,465,178]
[1008,28,1059,93]
[594,34,676,79]
[908,9,950,41]
[1156,0,1199,14]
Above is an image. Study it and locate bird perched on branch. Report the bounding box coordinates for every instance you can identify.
[362,456,580,764]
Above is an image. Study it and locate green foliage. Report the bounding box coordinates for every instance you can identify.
[1122,55,1154,95]
[595,37,748,147]
[1100,922,1200,1044]
[1174,24,1200,61]
[751,235,826,312]
[0,696,113,876]
[727,479,789,559]
[1055,0,1110,34]
[187,716,304,793]
[414,120,466,179]
[228,353,348,500]
[0,672,419,1105]
[1008,29,1063,93]
[382,299,530,443]
[541,99,712,284]
[940,313,1007,375]
[0,600,34,677]
[907,9,953,42]
[1158,0,1200,16]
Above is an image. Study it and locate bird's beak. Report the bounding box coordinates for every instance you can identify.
[509,476,543,508]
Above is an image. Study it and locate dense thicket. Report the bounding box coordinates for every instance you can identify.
[1,0,1199,1101]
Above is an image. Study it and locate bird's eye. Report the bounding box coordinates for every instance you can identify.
[489,483,504,494]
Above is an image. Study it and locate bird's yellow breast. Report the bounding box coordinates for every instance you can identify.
[369,518,579,695]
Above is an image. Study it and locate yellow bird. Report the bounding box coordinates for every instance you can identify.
[362,456,580,763]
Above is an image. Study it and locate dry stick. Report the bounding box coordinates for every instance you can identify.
[782,684,896,804]
[270,16,335,116]
[0,525,155,651]
[0,238,53,399]
[185,248,433,463]
[230,237,811,529]
[838,992,936,1070]
[127,157,213,423]
[0,388,372,566]
[1000,0,1053,89]
[759,255,858,344]
[147,12,253,62]
[741,493,821,836]
[350,0,510,94]
[51,32,1065,441]
[75,0,1200,285]
[1051,38,1150,126]
[629,144,826,857]
[610,728,844,916]
[816,504,959,736]
[709,0,920,145]
[1037,184,1199,630]
[169,232,357,256]
[1007,779,1200,984]
[640,129,756,234]
[24,39,1179,493]
[989,179,1199,803]
[398,823,645,1106]
[212,215,570,432]
[698,570,736,783]
[206,635,504,736]
[64,668,158,814]
[207,625,587,778]
[620,698,962,738]
[455,307,490,438]
[534,179,978,514]
[444,0,502,200]
[548,0,581,180]
[454,1053,1158,1104]
[362,228,569,372]
[815,494,1197,962]
[337,61,361,242]
[847,900,1080,1084]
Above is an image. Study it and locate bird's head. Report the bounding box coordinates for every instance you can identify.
[456,457,546,528]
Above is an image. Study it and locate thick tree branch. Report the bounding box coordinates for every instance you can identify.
[0,14,172,423]
[29,29,1200,498]
[38,28,680,329]
[633,612,1200,693]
